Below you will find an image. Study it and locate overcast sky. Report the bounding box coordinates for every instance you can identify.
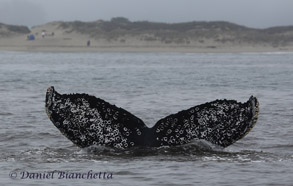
[0,0,293,28]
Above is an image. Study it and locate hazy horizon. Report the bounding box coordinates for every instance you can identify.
[0,0,293,28]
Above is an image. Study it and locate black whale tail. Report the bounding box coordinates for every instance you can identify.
[46,86,151,148]
[46,86,259,149]
[151,96,259,147]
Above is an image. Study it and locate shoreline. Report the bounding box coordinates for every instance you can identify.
[1,45,293,53]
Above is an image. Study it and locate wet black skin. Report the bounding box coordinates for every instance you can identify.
[46,86,259,149]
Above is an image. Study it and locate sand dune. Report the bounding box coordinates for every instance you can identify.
[1,19,293,53]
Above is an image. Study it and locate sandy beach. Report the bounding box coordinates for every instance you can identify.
[1,21,293,53]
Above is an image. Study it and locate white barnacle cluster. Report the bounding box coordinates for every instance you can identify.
[136,128,142,136]
[66,96,138,148]
[155,115,193,146]
[203,100,252,146]
[153,99,254,147]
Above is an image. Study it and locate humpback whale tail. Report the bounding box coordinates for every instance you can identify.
[150,96,259,147]
[46,86,259,149]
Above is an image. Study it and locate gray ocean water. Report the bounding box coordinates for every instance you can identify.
[0,51,292,186]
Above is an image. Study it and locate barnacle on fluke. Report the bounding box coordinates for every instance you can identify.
[45,86,259,149]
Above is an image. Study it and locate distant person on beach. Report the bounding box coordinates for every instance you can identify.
[42,31,46,38]
[87,40,91,47]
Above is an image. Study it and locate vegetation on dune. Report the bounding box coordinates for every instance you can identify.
[2,18,293,48]
[0,23,30,36]
[57,17,293,47]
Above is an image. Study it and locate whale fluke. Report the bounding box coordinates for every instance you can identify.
[151,96,259,147]
[45,86,259,149]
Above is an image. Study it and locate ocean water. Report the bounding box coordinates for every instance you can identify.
[0,51,292,186]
